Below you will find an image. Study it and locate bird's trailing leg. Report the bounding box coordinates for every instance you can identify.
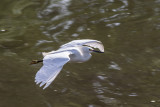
[30,60,43,65]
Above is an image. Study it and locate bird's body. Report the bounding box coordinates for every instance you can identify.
[43,46,92,63]
[69,46,92,63]
[33,39,104,89]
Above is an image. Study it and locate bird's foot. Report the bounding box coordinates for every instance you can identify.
[30,60,43,65]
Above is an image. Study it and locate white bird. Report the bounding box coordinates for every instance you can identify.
[31,39,104,89]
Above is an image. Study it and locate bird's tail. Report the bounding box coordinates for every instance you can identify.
[30,60,43,65]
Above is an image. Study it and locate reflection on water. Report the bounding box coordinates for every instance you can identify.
[38,0,72,41]
[0,0,160,107]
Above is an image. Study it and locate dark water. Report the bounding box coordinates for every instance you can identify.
[0,0,160,106]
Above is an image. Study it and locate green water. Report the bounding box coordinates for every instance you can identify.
[0,0,160,107]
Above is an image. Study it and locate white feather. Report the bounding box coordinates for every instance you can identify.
[60,39,104,52]
[35,51,71,89]
[34,39,104,89]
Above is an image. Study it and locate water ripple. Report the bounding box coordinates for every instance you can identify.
[38,0,130,41]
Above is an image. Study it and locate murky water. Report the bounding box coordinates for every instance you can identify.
[0,0,160,106]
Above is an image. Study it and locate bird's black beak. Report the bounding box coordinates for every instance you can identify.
[92,50,104,53]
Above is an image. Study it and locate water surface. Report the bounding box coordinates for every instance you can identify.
[0,0,160,107]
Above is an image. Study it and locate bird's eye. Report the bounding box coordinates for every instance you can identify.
[89,49,92,51]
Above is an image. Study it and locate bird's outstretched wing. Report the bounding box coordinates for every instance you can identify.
[60,39,104,52]
[35,51,71,89]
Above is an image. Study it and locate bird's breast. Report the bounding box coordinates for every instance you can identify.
[69,50,91,63]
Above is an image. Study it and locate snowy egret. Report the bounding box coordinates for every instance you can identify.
[31,39,104,89]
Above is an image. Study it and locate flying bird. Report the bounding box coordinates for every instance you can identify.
[31,39,104,89]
